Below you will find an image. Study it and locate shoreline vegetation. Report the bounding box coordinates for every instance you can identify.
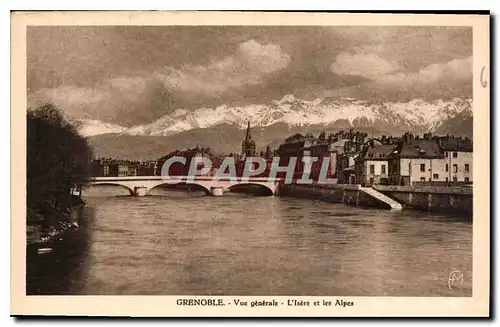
[27,103,93,249]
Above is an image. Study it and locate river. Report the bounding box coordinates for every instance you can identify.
[26,186,472,296]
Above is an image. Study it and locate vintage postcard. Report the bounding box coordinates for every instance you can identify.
[11,11,490,317]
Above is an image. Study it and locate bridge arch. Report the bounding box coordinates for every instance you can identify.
[227,183,274,196]
[147,182,211,195]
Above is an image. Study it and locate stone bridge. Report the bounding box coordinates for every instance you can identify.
[88,176,283,196]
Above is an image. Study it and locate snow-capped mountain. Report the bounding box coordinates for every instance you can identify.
[84,95,472,159]
[72,119,128,137]
[124,95,472,136]
[77,95,473,138]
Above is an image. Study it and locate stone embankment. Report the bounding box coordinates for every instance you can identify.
[279,183,402,210]
[279,183,472,214]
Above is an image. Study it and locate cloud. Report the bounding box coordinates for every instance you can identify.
[108,76,149,93]
[416,56,472,83]
[154,39,291,95]
[377,56,472,86]
[330,52,472,100]
[28,78,165,125]
[330,52,402,80]
[29,85,110,116]
[27,26,472,126]
[28,39,292,125]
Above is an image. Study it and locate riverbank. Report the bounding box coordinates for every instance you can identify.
[27,195,86,254]
[374,185,473,215]
[26,203,91,295]
[279,183,396,209]
[279,183,473,215]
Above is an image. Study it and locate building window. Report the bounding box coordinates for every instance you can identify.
[103,165,109,176]
[453,176,458,181]
[381,165,386,174]
[433,173,439,179]
[446,164,449,172]
[453,164,458,173]
[445,151,448,158]
[369,177,374,185]
[420,177,425,182]
[445,177,449,182]
[370,165,375,174]
[465,164,469,172]
[453,152,458,158]
[465,177,470,182]
[420,163,425,172]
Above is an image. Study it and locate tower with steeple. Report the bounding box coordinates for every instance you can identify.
[241,121,256,157]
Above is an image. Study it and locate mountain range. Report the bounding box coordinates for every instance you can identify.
[77,94,473,160]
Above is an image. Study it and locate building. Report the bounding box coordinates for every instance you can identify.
[241,121,256,158]
[118,164,129,177]
[336,132,369,184]
[91,158,158,177]
[438,136,473,183]
[91,158,118,177]
[272,129,370,183]
[276,139,307,180]
[338,152,358,184]
[385,132,473,186]
[156,146,216,176]
[308,141,338,181]
[128,166,138,176]
[355,141,398,186]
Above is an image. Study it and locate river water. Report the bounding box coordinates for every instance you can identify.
[27,186,472,296]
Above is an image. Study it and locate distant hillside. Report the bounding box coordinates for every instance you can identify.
[87,123,390,160]
[434,109,473,139]
[84,94,473,160]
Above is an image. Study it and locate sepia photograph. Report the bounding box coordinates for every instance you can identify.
[11,11,490,317]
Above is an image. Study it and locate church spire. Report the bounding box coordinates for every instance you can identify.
[245,121,251,141]
[241,120,256,157]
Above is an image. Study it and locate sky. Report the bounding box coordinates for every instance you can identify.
[27,26,472,127]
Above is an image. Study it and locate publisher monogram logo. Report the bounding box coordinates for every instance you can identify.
[448,270,464,290]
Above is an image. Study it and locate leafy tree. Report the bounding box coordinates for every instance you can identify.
[27,103,93,228]
[285,133,304,144]
[318,132,326,142]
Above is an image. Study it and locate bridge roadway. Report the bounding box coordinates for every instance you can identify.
[89,175,283,196]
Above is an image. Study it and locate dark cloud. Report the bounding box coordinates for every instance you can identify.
[27,26,472,126]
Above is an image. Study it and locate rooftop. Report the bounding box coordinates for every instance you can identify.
[389,139,444,159]
[438,137,473,152]
[359,143,398,160]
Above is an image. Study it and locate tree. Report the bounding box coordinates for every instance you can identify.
[305,132,314,139]
[318,132,326,142]
[327,133,336,143]
[27,103,93,227]
[285,133,304,144]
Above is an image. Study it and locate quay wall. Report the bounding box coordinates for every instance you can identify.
[278,183,473,214]
[373,185,473,214]
[278,183,392,209]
